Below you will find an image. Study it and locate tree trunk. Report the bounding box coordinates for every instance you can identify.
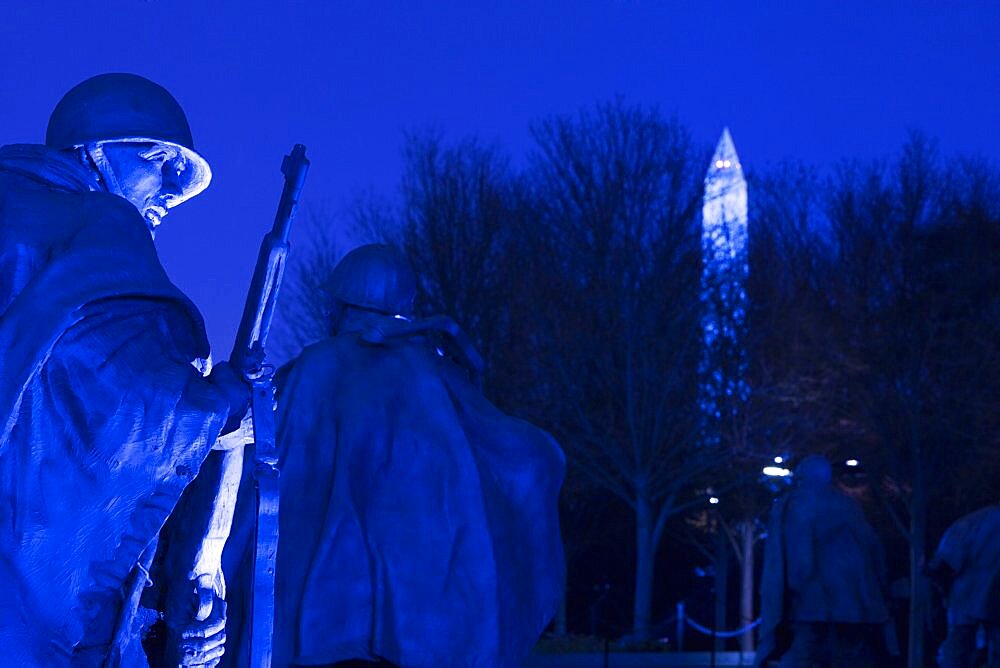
[715,528,729,652]
[555,586,567,635]
[739,520,755,654]
[907,460,929,668]
[633,496,655,640]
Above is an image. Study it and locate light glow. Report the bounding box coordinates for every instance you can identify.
[709,496,720,505]
[700,128,748,448]
[763,466,791,477]
[773,456,783,464]
[845,459,859,467]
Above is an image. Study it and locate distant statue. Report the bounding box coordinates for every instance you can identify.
[222,244,566,667]
[927,504,1000,667]
[756,455,894,668]
[0,74,250,666]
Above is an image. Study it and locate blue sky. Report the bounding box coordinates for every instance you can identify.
[2,1,997,357]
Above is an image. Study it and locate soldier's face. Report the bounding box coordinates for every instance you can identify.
[101,142,189,232]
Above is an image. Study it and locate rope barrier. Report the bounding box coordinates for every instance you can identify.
[684,615,761,638]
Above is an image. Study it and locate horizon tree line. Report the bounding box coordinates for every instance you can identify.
[276,100,1000,667]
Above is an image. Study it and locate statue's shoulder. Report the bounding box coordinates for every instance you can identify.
[972,504,1000,522]
[0,169,82,230]
[77,190,149,236]
[287,336,353,377]
[953,505,1000,536]
[299,335,349,359]
[3,181,150,252]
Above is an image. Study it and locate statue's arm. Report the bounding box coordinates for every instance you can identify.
[51,296,235,666]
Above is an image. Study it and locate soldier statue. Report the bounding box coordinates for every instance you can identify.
[756,455,894,668]
[927,504,1000,667]
[0,73,249,666]
[222,244,566,668]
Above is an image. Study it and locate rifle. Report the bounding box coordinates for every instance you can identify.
[231,144,309,667]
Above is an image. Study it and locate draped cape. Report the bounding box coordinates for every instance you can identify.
[755,484,889,666]
[0,145,229,666]
[224,327,565,667]
[932,505,1000,625]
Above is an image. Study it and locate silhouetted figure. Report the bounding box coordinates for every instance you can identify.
[0,74,249,667]
[223,244,565,667]
[756,456,892,668]
[928,504,1000,667]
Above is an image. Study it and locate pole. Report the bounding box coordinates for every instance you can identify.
[677,601,685,652]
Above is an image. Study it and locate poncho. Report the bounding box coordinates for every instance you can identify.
[0,145,229,666]
[224,319,565,667]
[755,479,888,666]
[931,504,1000,625]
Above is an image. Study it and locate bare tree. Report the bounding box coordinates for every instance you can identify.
[526,101,717,640]
[271,203,353,361]
[823,135,1000,667]
[274,130,549,416]
[272,185,414,360]
[685,162,840,652]
[391,132,542,407]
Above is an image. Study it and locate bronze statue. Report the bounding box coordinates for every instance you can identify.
[928,504,1000,667]
[223,244,566,667]
[0,73,249,667]
[756,455,893,668]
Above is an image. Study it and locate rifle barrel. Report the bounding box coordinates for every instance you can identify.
[231,145,310,368]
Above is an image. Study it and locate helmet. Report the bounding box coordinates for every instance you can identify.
[795,455,833,486]
[46,73,211,204]
[325,244,417,315]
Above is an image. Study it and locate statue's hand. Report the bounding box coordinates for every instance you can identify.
[208,361,252,434]
[215,410,253,451]
[166,576,227,667]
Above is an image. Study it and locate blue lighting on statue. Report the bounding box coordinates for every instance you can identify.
[0,74,243,665]
[221,244,565,667]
